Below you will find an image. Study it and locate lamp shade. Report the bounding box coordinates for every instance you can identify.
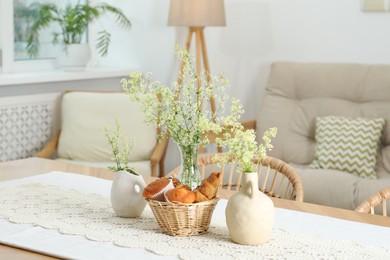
[168,0,226,27]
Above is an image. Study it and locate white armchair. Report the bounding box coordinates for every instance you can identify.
[36,91,168,177]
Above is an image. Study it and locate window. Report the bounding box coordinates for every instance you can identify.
[13,0,60,61]
[0,0,83,73]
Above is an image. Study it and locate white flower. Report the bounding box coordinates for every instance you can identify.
[121,46,243,147]
[104,118,136,174]
[215,124,277,173]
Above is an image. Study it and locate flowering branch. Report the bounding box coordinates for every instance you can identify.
[215,122,277,173]
[104,118,136,174]
[120,46,243,147]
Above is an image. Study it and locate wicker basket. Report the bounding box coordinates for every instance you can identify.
[147,198,220,236]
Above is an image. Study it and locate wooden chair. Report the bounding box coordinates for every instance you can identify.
[355,187,390,216]
[36,91,168,177]
[171,154,304,202]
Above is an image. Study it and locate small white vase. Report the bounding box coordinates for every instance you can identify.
[225,172,275,245]
[110,170,147,218]
[58,43,91,71]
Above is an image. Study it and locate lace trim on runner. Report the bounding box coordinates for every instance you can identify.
[0,183,389,260]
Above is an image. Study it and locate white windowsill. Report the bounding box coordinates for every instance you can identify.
[0,67,136,86]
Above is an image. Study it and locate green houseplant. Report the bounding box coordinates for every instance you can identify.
[26,1,131,58]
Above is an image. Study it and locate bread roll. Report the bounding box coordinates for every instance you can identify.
[175,183,191,190]
[165,187,196,204]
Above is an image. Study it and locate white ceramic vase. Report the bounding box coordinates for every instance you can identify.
[225,171,275,245]
[58,43,91,71]
[110,170,147,218]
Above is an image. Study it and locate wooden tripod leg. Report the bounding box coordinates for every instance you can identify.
[177,28,194,87]
[199,29,217,114]
[184,28,193,53]
[199,29,222,153]
[195,28,202,93]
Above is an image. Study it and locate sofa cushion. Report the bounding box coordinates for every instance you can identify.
[293,166,358,209]
[58,92,156,162]
[310,116,385,179]
[293,165,390,213]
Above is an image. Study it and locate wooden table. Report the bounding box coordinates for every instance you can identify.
[1,158,389,260]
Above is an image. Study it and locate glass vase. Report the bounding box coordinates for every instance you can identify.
[176,142,201,190]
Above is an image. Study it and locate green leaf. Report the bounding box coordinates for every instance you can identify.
[26,3,59,57]
[97,3,132,28]
[96,30,111,57]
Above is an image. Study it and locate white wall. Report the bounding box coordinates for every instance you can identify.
[95,0,390,172]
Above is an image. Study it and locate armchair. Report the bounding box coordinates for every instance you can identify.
[252,62,390,212]
[36,91,168,177]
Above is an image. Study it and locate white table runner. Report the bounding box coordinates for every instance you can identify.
[0,172,389,260]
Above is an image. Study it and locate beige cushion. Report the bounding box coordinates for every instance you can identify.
[57,92,156,163]
[55,159,152,177]
[310,116,385,179]
[293,165,358,209]
[293,164,390,214]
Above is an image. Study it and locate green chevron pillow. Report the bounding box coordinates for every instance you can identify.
[310,116,385,179]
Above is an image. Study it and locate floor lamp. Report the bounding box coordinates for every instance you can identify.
[168,0,226,115]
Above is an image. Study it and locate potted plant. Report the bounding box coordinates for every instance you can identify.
[104,119,146,218]
[215,124,277,245]
[26,1,131,70]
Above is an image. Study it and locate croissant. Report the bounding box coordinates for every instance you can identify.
[194,172,221,202]
[194,189,209,203]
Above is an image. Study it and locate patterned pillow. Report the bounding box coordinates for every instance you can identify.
[310,116,385,179]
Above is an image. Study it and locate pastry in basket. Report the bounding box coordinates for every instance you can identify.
[165,187,196,204]
[143,177,175,201]
[171,177,183,188]
[194,190,209,203]
[194,172,221,202]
